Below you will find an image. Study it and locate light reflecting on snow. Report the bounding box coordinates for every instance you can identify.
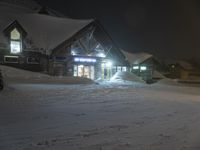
[1,65,200,150]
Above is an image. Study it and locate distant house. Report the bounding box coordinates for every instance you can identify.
[122,51,163,81]
[0,0,127,80]
[166,60,199,80]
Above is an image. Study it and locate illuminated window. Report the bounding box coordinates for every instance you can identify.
[4,55,19,63]
[122,67,127,72]
[140,66,147,71]
[74,65,78,76]
[133,66,139,70]
[10,41,21,54]
[11,28,20,40]
[10,28,21,54]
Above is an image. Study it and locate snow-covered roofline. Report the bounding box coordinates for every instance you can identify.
[164,59,194,70]
[0,8,94,54]
[121,50,153,65]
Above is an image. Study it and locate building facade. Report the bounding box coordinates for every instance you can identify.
[167,61,197,80]
[122,51,163,82]
[0,0,127,80]
[49,21,128,80]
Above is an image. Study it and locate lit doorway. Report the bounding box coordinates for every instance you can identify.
[101,61,112,80]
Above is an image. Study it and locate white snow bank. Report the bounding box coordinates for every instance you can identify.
[0,65,94,84]
[155,78,179,86]
[153,70,165,79]
[110,71,145,83]
[0,65,49,78]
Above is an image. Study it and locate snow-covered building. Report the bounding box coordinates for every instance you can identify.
[0,0,127,80]
[166,60,200,80]
[122,50,162,81]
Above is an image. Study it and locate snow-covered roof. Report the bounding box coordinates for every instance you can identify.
[177,61,194,70]
[153,70,165,79]
[0,2,94,54]
[121,50,153,65]
[164,59,194,70]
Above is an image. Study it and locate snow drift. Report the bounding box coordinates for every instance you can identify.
[153,70,165,79]
[155,78,179,86]
[0,65,94,84]
[110,71,145,83]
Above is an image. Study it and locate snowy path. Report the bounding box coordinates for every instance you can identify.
[1,83,200,150]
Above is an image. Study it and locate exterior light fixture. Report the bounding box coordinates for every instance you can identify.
[171,65,175,68]
[106,61,112,67]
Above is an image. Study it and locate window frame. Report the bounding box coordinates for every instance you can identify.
[10,28,22,54]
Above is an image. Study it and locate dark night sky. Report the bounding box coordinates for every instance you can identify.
[38,0,200,59]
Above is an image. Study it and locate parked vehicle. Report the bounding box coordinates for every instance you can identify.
[0,70,3,90]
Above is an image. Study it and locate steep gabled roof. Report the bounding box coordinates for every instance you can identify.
[3,20,27,37]
[38,6,67,17]
[177,61,194,70]
[164,59,195,70]
[0,12,93,54]
[121,50,153,65]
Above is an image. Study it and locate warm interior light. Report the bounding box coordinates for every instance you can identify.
[10,41,21,54]
[140,66,147,71]
[106,61,112,67]
[171,65,175,68]
[133,66,139,69]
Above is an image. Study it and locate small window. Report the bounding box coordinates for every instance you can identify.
[73,65,78,76]
[4,56,19,63]
[133,66,139,70]
[140,66,147,71]
[11,28,20,40]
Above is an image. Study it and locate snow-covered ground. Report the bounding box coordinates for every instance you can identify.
[1,66,200,150]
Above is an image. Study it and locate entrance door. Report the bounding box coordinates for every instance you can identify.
[82,66,90,78]
[101,63,112,80]
[75,65,95,79]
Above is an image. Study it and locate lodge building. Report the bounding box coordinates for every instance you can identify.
[0,0,128,80]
